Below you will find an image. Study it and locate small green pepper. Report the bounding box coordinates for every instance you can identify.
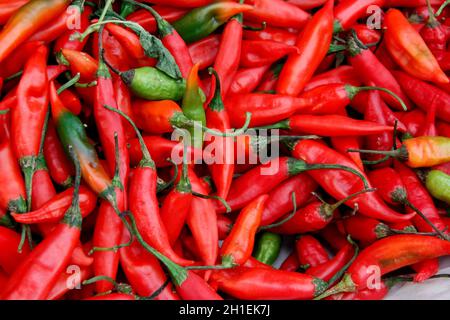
[426,170,450,205]
[253,232,282,265]
[173,2,253,43]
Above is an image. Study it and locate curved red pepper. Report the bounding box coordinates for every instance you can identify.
[127,6,187,34]
[229,65,270,95]
[188,34,220,70]
[240,40,299,68]
[0,226,30,274]
[277,0,333,96]
[334,0,385,32]
[291,140,415,223]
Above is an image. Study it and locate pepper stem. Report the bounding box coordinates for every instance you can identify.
[426,0,439,25]
[192,191,231,213]
[326,236,359,288]
[176,130,192,193]
[436,0,450,16]
[347,146,408,162]
[313,274,356,300]
[329,188,377,212]
[62,146,83,227]
[303,162,370,189]
[353,85,408,111]
[57,73,81,94]
[104,105,155,169]
[124,0,173,37]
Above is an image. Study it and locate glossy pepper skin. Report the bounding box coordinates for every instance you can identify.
[334,235,450,293]
[0,226,31,274]
[296,235,329,268]
[261,174,317,226]
[291,140,415,223]
[1,150,83,300]
[173,2,253,44]
[119,227,179,300]
[426,170,450,204]
[221,195,268,266]
[211,267,327,300]
[0,0,71,63]
[384,9,449,84]
[276,0,334,96]
[253,232,282,265]
[334,0,385,33]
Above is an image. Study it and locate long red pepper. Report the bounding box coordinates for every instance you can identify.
[188,34,220,70]
[229,65,270,95]
[119,226,179,300]
[127,6,187,34]
[221,195,268,266]
[276,0,333,96]
[318,235,450,297]
[211,267,327,300]
[384,9,449,84]
[240,40,298,68]
[347,34,411,111]
[334,0,385,32]
[244,0,310,29]
[11,44,49,208]
[243,24,297,46]
[0,0,70,63]
[11,186,96,224]
[304,66,361,92]
[1,147,83,300]
[291,140,415,222]
[205,70,234,200]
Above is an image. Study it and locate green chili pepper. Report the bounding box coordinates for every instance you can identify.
[120,1,135,18]
[253,232,282,265]
[426,170,450,205]
[172,2,253,43]
[181,64,206,150]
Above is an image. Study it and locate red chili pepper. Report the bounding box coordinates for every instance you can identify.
[296,235,329,268]
[334,0,385,33]
[215,156,366,214]
[1,155,83,300]
[419,3,449,52]
[240,40,299,68]
[175,270,223,300]
[188,34,220,70]
[229,65,270,95]
[0,226,30,274]
[328,281,389,300]
[306,242,355,282]
[261,174,317,226]
[0,0,70,63]
[221,195,268,266]
[280,251,300,272]
[119,226,179,300]
[395,109,426,137]
[286,0,327,10]
[363,89,395,166]
[11,44,49,208]
[0,140,27,215]
[395,161,447,234]
[145,0,212,7]
[394,70,450,123]
[411,259,440,283]
[352,24,381,47]
[304,66,361,92]
[0,40,43,78]
[319,224,353,252]
[59,49,98,82]
[160,161,193,246]
[347,34,412,111]
[11,185,96,224]
[272,188,373,235]
[291,140,415,223]
[384,9,449,84]
[211,266,326,300]
[132,99,182,134]
[53,5,92,52]
[186,168,218,272]
[244,0,310,29]
[321,235,450,296]
[277,0,334,96]
[0,0,30,25]
[217,214,233,241]
[342,215,393,245]
[105,23,155,68]
[205,70,234,199]
[269,114,394,137]
[46,264,93,300]
[243,23,297,46]
[437,121,450,137]
[127,6,187,34]
[331,135,364,170]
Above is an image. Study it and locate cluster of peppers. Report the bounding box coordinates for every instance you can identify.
[0,0,449,301]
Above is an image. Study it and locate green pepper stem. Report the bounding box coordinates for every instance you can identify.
[314,273,356,300]
[57,73,81,94]
[436,0,450,16]
[329,188,377,212]
[192,191,231,213]
[124,0,173,37]
[304,163,370,189]
[355,85,408,111]
[104,105,155,169]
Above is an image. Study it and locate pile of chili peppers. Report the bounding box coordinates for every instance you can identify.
[0,0,449,301]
